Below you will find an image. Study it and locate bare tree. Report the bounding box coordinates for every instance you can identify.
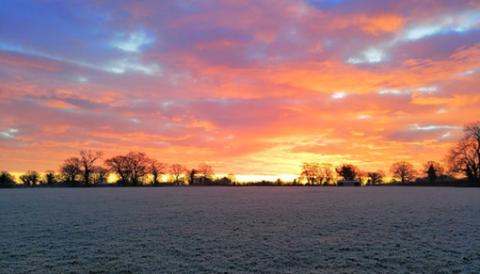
[367,170,385,185]
[91,166,109,185]
[149,160,168,185]
[301,162,321,184]
[197,163,214,184]
[105,155,129,185]
[319,164,334,185]
[447,122,480,184]
[390,161,416,184]
[170,164,186,185]
[79,150,103,186]
[423,161,444,183]
[105,152,150,186]
[20,170,39,187]
[336,164,360,181]
[60,157,82,185]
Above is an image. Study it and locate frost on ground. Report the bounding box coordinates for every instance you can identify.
[1,187,479,273]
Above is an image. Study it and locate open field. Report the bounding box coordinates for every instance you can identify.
[1,187,479,273]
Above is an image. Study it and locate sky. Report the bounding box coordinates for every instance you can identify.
[0,0,480,180]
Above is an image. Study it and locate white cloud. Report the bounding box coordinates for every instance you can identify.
[104,58,161,75]
[0,128,19,139]
[405,25,443,41]
[403,11,480,41]
[113,31,155,52]
[410,124,459,131]
[378,89,404,95]
[417,86,438,93]
[347,48,385,64]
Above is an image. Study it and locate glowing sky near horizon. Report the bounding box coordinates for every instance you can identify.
[1,0,480,179]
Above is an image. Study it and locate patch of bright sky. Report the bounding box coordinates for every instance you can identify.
[436,108,448,114]
[331,91,347,99]
[356,114,371,120]
[441,131,452,139]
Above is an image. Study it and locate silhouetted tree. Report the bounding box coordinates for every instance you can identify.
[336,164,360,181]
[197,163,214,184]
[0,171,15,188]
[187,169,198,185]
[44,170,57,185]
[79,150,103,186]
[170,164,186,185]
[447,122,480,184]
[423,161,444,183]
[390,161,416,184]
[301,162,321,184]
[319,164,334,185]
[105,152,150,186]
[367,170,385,185]
[20,170,39,186]
[149,160,167,185]
[60,157,82,185]
[215,176,233,185]
[91,166,109,184]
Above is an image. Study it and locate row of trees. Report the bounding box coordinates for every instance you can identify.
[299,122,480,186]
[0,151,231,187]
[299,161,445,185]
[1,122,479,187]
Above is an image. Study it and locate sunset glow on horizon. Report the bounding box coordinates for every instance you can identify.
[1,1,480,179]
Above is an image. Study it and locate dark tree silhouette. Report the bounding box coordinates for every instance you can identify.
[423,161,444,183]
[60,157,82,185]
[79,150,103,186]
[44,170,57,185]
[170,164,186,185]
[43,170,57,186]
[447,122,480,184]
[336,164,360,181]
[197,163,214,184]
[187,169,198,185]
[91,166,109,184]
[367,170,385,185]
[0,171,16,188]
[105,152,150,186]
[390,161,416,184]
[149,160,167,185]
[20,170,39,186]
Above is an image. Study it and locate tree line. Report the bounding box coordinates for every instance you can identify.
[0,151,233,187]
[1,122,479,188]
[299,122,480,186]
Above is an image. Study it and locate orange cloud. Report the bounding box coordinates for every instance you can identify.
[44,100,79,110]
[332,14,404,35]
